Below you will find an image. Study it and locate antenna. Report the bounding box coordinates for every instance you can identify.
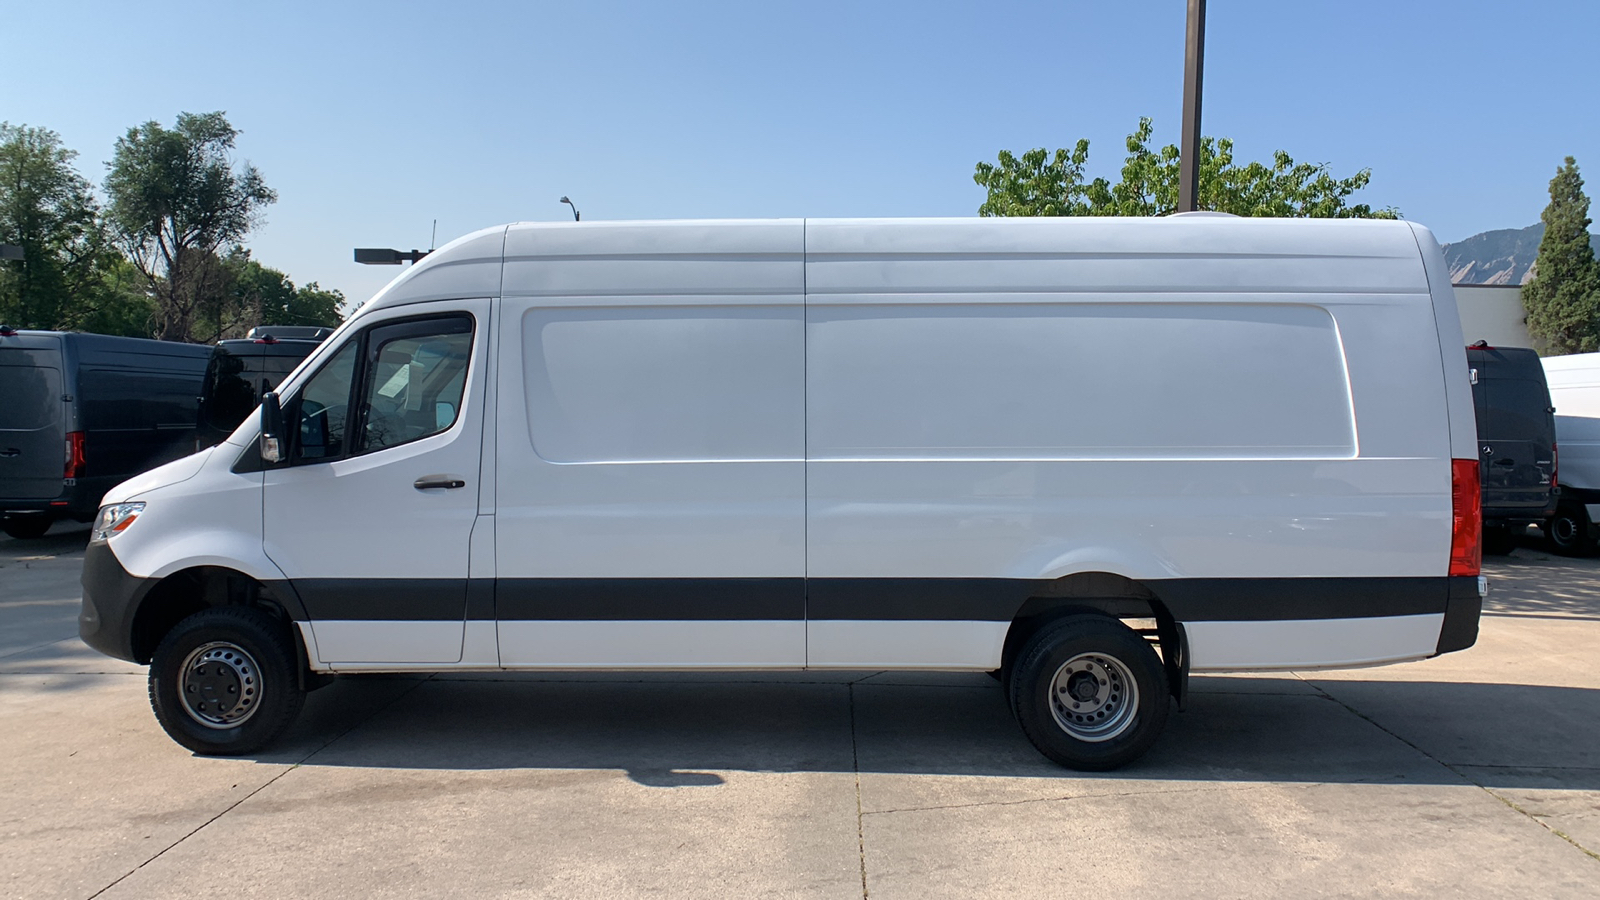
[430,219,437,252]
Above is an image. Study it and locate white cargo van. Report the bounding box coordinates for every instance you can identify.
[79,216,1485,769]
[1541,352,1600,554]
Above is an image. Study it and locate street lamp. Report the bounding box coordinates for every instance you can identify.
[353,248,430,265]
[1178,0,1207,213]
[560,196,581,222]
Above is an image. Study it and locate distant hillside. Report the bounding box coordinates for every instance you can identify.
[1443,223,1600,285]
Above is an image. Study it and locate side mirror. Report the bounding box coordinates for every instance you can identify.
[260,391,286,464]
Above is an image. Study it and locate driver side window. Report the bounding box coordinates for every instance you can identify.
[289,314,474,465]
[294,342,357,462]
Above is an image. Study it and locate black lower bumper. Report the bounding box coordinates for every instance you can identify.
[79,540,158,663]
[1435,575,1484,656]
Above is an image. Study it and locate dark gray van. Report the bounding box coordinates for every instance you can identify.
[0,328,210,539]
[195,326,332,451]
[1466,342,1559,554]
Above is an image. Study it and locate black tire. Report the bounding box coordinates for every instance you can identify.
[1482,524,1518,556]
[148,606,306,755]
[1545,501,1597,557]
[1009,614,1169,770]
[1,515,51,540]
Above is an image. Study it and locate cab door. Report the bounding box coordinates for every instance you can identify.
[263,300,489,664]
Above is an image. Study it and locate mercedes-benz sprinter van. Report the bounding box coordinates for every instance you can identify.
[78,217,1484,769]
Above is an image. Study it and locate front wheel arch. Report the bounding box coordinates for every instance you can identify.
[129,567,300,664]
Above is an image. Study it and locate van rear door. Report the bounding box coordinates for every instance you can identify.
[1473,347,1557,515]
[0,339,66,501]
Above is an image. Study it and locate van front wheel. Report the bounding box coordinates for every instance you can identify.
[1009,614,1169,770]
[148,607,306,755]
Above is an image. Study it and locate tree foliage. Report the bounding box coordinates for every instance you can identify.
[0,123,114,329]
[974,118,1398,219]
[103,111,277,341]
[1523,156,1600,354]
[204,249,344,341]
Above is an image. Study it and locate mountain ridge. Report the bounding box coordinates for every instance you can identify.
[1442,223,1600,285]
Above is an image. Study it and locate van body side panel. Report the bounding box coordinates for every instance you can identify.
[492,221,807,667]
[802,218,1452,670]
[1543,354,1600,501]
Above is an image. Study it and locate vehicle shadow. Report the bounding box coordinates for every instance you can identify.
[247,672,1600,790]
[0,521,90,561]
[1483,527,1600,619]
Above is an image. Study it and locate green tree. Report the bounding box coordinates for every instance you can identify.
[0,123,112,329]
[216,249,344,341]
[66,255,157,337]
[103,111,277,341]
[974,117,1398,219]
[1523,157,1600,354]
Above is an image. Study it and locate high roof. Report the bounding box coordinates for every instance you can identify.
[355,217,1436,313]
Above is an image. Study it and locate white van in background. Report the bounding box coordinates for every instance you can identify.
[79,216,1484,770]
[1541,353,1600,554]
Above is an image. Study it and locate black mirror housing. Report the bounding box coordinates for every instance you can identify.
[260,391,286,464]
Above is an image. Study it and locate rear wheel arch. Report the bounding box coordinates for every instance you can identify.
[1001,572,1186,705]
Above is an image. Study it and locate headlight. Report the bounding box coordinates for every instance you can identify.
[91,502,145,542]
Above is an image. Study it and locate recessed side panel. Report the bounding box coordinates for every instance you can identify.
[808,301,1356,460]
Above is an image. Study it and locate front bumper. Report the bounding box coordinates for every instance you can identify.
[79,541,158,663]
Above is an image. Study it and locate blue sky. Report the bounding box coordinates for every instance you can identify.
[7,0,1598,305]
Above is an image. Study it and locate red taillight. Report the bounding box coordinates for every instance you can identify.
[1451,458,1481,577]
[64,431,86,480]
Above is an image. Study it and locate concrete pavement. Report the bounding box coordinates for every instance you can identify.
[2,522,1597,898]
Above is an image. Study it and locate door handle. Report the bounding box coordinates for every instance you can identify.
[0,448,18,458]
[414,476,467,490]
[1494,458,1516,467]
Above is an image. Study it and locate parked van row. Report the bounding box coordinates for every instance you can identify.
[76,216,1485,769]
[0,325,329,539]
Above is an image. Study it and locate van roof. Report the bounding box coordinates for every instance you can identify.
[355,216,1435,314]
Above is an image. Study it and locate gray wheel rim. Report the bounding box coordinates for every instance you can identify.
[1048,652,1139,742]
[178,641,262,730]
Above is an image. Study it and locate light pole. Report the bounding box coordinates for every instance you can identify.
[560,196,581,222]
[1178,0,1206,213]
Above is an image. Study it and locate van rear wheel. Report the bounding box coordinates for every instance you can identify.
[1009,614,1169,770]
[1545,501,1597,557]
[148,607,305,755]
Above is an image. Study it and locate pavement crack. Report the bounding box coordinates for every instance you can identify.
[84,675,433,899]
[848,682,869,899]
[85,764,300,899]
[1295,673,1600,866]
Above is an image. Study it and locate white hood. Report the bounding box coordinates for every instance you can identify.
[98,448,213,507]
